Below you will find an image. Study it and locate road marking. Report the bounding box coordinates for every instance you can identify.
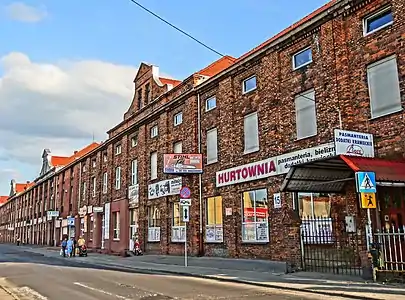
[73,282,131,300]
[12,286,48,300]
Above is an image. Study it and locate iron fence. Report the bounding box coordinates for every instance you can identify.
[374,226,405,272]
[300,216,363,276]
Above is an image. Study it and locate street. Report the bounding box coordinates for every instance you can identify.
[0,244,349,300]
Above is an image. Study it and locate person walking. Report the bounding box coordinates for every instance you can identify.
[67,237,74,257]
[61,238,67,257]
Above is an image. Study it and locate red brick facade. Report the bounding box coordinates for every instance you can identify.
[1,0,404,270]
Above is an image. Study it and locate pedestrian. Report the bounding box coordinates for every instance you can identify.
[61,238,67,258]
[72,237,77,257]
[67,237,74,258]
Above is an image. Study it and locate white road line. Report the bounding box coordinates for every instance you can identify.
[12,286,48,300]
[73,282,131,300]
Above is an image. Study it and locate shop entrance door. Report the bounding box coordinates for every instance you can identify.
[129,209,139,251]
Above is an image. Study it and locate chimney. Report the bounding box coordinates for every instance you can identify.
[26,181,30,184]
[74,151,78,155]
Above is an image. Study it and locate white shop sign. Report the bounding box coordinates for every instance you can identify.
[216,143,336,187]
[148,177,182,200]
[104,202,110,240]
[333,129,374,158]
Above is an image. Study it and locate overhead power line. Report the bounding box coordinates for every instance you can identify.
[127,0,226,57]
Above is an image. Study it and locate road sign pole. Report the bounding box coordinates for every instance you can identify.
[366,208,373,250]
[184,221,188,267]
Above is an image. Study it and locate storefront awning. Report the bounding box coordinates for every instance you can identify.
[280,155,405,193]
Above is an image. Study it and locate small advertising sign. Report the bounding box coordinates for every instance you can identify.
[163,154,203,174]
[334,129,374,157]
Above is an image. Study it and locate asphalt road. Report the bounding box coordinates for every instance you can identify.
[0,244,349,300]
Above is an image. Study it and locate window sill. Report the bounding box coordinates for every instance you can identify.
[242,87,257,95]
[171,240,186,244]
[296,133,317,141]
[206,160,218,165]
[363,22,393,37]
[113,238,120,241]
[205,107,216,112]
[243,148,259,155]
[241,241,269,244]
[370,108,403,121]
[293,60,312,71]
[204,241,224,244]
[147,240,160,243]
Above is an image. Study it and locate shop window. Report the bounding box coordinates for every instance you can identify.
[172,202,186,242]
[147,206,161,242]
[205,196,223,242]
[295,192,332,244]
[112,212,120,240]
[241,189,269,243]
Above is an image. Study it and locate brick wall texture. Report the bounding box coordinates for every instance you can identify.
[1,0,404,269]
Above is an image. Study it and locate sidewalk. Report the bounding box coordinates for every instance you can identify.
[19,245,405,300]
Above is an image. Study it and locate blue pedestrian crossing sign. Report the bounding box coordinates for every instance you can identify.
[356,171,376,193]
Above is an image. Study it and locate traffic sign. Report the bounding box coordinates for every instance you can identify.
[360,192,376,209]
[180,199,191,206]
[182,205,190,222]
[356,171,376,193]
[180,186,191,199]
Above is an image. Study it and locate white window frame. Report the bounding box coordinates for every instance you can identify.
[115,167,121,190]
[292,47,313,70]
[147,206,161,242]
[151,125,158,138]
[115,144,122,155]
[241,189,269,243]
[131,134,138,147]
[363,7,393,36]
[172,202,186,242]
[103,152,107,162]
[173,141,183,154]
[131,159,138,185]
[113,211,120,240]
[205,196,223,243]
[92,176,96,197]
[174,112,183,126]
[205,96,217,111]
[243,112,260,154]
[367,55,402,119]
[92,159,96,168]
[150,152,157,180]
[82,182,86,200]
[295,89,317,140]
[102,172,107,194]
[206,128,218,164]
[242,75,257,94]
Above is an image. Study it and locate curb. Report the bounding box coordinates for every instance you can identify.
[0,285,20,299]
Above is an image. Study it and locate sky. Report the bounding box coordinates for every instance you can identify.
[0,0,329,196]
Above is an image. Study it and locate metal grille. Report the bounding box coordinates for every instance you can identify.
[300,216,363,276]
[374,226,405,272]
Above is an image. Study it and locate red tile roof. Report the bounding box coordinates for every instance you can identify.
[15,182,34,193]
[197,55,236,77]
[159,77,182,87]
[51,142,100,168]
[0,196,8,205]
[341,155,405,182]
[237,0,337,62]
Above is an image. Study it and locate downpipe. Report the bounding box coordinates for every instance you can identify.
[197,92,204,256]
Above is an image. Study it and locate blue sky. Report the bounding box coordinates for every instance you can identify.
[0,0,329,196]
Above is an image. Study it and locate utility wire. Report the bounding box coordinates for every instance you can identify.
[127,0,226,58]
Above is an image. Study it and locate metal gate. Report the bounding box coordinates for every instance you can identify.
[300,216,363,276]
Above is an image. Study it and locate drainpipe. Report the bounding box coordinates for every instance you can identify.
[197,92,204,256]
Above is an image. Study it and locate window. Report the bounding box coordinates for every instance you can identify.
[145,83,150,104]
[244,112,259,154]
[206,128,218,164]
[293,47,313,70]
[115,167,121,190]
[91,176,96,197]
[242,76,257,94]
[206,96,216,111]
[172,202,186,242]
[92,159,96,168]
[242,189,269,243]
[115,144,122,155]
[112,212,120,240]
[367,56,402,119]
[150,152,157,180]
[173,141,182,154]
[103,152,107,162]
[82,165,87,172]
[206,196,223,242]
[102,172,107,194]
[295,89,317,139]
[131,159,138,185]
[148,206,161,242]
[363,7,393,36]
[82,182,86,200]
[174,112,183,126]
[89,216,94,241]
[131,134,138,147]
[151,125,158,138]
[295,192,332,244]
[137,88,143,109]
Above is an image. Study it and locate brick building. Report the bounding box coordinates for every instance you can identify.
[1,0,405,274]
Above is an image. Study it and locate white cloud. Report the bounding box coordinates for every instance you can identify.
[0,168,20,194]
[0,52,137,165]
[3,2,47,23]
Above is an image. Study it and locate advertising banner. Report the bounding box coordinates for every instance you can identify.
[148,177,182,200]
[163,154,203,174]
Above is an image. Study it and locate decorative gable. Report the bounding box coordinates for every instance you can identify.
[39,149,52,176]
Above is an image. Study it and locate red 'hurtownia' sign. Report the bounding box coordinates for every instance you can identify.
[216,143,336,187]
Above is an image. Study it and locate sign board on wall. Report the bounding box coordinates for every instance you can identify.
[334,129,374,157]
[104,202,110,240]
[163,154,203,174]
[148,177,182,199]
[128,184,139,205]
[216,143,336,187]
